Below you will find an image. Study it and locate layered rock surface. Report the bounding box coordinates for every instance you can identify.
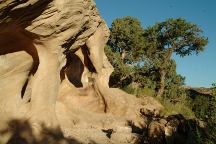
[0,0,164,143]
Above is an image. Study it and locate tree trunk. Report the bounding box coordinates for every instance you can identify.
[121,50,127,63]
[157,69,166,98]
[156,48,174,98]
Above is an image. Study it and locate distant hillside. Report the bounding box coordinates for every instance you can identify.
[181,86,213,96]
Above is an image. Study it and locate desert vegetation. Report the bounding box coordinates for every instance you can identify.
[105,16,215,143]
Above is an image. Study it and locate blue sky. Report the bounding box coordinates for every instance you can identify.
[95,0,216,88]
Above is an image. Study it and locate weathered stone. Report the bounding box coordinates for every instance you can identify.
[0,0,153,143]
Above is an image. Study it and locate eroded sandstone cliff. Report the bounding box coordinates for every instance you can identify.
[0,0,160,143]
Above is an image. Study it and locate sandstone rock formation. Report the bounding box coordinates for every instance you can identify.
[0,0,163,143]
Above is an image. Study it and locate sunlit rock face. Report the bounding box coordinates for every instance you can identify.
[0,0,155,143]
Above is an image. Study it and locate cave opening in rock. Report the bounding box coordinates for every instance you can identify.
[81,45,96,73]
[61,52,84,88]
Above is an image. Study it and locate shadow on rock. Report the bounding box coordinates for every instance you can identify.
[0,119,80,144]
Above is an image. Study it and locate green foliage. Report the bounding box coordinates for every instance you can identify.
[159,98,195,118]
[163,59,186,100]
[192,85,216,123]
[106,16,208,99]
[193,95,210,120]
[143,18,208,59]
[207,84,216,143]
[106,16,148,88]
[105,45,134,87]
[122,85,155,97]
[107,16,207,98]
[143,18,208,97]
[190,83,216,143]
[109,16,146,62]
